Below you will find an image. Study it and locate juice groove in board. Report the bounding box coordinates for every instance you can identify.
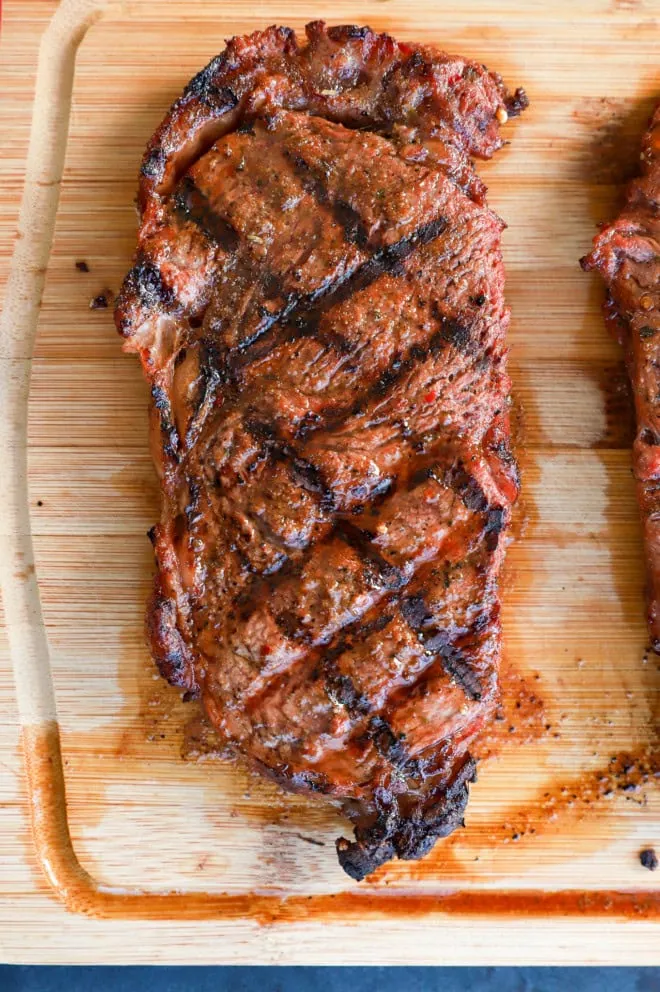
[1,0,659,960]
[22,723,660,920]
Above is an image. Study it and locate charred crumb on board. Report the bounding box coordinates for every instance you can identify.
[294,832,326,847]
[90,292,111,310]
[504,87,529,118]
[640,848,658,871]
[75,259,89,272]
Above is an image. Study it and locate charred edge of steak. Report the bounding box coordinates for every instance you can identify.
[116,253,178,335]
[151,382,179,458]
[336,755,477,881]
[135,20,526,212]
[146,576,198,695]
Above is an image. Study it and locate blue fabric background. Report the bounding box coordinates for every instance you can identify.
[0,968,659,991]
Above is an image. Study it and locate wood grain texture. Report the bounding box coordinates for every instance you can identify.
[1,0,660,964]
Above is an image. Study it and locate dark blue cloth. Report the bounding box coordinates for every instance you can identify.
[0,968,658,992]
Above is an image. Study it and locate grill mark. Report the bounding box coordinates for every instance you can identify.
[449,464,489,513]
[291,217,448,340]
[285,151,370,248]
[229,274,338,357]
[289,456,336,512]
[241,603,395,730]
[484,506,506,552]
[407,461,488,516]
[233,553,305,620]
[295,307,473,443]
[337,521,406,591]
[234,462,484,743]
[243,419,397,522]
[273,608,312,644]
[181,348,225,450]
[369,351,416,399]
[320,610,393,717]
[233,215,448,365]
[241,506,295,558]
[293,350,418,440]
[209,261,294,356]
[436,648,482,701]
[400,593,431,629]
[265,524,404,644]
[399,591,482,701]
[407,464,435,491]
[174,177,240,252]
[324,661,372,716]
[346,475,395,508]
[229,422,406,611]
[224,432,482,652]
[368,715,408,768]
[243,417,278,444]
[244,418,337,512]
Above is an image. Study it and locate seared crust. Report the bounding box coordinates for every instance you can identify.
[581,104,660,651]
[336,754,476,881]
[115,22,526,878]
[134,22,527,226]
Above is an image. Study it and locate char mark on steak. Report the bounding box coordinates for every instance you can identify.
[581,103,660,652]
[115,21,526,879]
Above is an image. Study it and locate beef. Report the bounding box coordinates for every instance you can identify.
[116,21,527,880]
[581,104,660,653]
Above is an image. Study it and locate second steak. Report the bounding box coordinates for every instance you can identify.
[581,104,660,652]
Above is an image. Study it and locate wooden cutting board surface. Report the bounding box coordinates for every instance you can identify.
[1,0,659,964]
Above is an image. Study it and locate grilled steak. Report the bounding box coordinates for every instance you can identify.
[581,104,660,652]
[115,21,527,880]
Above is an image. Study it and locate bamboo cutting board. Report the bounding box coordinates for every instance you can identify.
[1,0,660,964]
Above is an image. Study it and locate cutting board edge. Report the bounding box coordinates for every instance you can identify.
[1,0,660,962]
